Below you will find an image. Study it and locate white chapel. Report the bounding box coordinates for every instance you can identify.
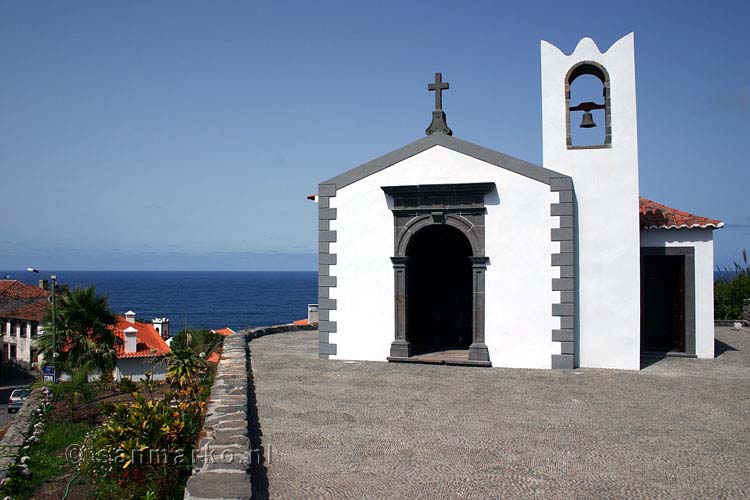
[313,34,723,370]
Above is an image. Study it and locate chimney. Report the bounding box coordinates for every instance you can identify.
[38,279,48,290]
[125,311,136,324]
[123,326,138,353]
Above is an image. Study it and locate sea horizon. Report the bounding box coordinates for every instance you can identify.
[1,270,317,332]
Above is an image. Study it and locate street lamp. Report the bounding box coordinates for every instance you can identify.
[27,268,58,360]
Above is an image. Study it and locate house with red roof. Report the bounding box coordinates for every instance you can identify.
[309,34,724,370]
[112,311,171,382]
[0,279,51,369]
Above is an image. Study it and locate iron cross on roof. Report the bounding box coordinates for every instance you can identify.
[428,72,449,111]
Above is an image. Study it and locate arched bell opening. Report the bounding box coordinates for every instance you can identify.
[566,61,611,149]
[405,224,474,355]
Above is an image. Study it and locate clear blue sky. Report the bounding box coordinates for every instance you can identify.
[1,1,747,270]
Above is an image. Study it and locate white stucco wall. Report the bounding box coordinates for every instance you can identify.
[329,145,559,368]
[640,228,716,358]
[541,34,642,370]
[115,357,168,382]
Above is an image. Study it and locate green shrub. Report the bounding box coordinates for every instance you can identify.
[715,250,750,319]
[80,394,205,500]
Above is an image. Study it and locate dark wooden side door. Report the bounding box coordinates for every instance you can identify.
[641,255,686,353]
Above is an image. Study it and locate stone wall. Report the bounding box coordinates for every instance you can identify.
[183,323,314,500]
[0,388,45,481]
[248,323,316,340]
[184,331,252,500]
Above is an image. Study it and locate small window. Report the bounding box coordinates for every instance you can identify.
[566,62,611,148]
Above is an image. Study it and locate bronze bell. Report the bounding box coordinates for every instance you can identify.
[580,110,596,128]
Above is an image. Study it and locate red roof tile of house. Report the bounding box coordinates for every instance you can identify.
[206,352,221,363]
[0,301,49,322]
[292,318,310,326]
[639,197,724,230]
[0,280,49,300]
[0,280,51,322]
[112,316,171,358]
[211,327,235,336]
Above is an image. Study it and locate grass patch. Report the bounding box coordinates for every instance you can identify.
[9,421,94,500]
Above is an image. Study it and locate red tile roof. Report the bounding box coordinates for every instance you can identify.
[0,280,49,300]
[292,318,310,326]
[0,280,51,322]
[112,316,171,358]
[0,302,49,322]
[206,352,221,363]
[211,327,235,336]
[639,197,724,230]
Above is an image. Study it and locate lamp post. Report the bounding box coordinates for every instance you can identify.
[27,268,58,361]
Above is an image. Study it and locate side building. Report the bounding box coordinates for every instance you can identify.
[0,279,51,370]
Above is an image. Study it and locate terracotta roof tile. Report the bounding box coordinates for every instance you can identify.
[639,197,724,230]
[292,319,310,326]
[112,316,171,358]
[206,352,221,363]
[211,327,235,336]
[0,280,49,300]
[0,302,49,322]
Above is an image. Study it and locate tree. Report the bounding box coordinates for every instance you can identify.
[169,329,222,357]
[164,349,205,394]
[39,286,118,376]
[50,361,97,419]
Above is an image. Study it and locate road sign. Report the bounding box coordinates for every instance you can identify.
[42,365,56,383]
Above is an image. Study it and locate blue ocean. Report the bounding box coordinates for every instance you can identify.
[1,271,317,331]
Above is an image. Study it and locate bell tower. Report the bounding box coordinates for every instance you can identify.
[541,33,641,370]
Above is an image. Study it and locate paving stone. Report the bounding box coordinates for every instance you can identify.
[184,471,251,500]
[249,327,750,500]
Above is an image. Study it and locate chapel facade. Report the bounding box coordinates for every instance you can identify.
[314,34,723,370]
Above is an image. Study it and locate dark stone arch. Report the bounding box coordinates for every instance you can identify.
[396,213,483,258]
[383,183,492,365]
[565,61,612,149]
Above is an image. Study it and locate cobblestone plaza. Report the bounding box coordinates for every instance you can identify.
[250,327,749,500]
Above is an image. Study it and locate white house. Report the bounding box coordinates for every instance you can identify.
[0,279,51,369]
[112,311,170,381]
[313,34,723,370]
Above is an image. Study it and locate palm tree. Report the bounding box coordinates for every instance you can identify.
[165,349,205,392]
[39,286,118,376]
[170,329,223,356]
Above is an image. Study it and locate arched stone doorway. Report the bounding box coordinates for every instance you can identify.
[383,183,493,366]
[406,224,473,354]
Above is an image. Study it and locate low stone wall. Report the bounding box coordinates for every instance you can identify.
[0,388,45,481]
[184,332,252,500]
[247,323,316,339]
[183,323,315,500]
[715,320,749,327]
